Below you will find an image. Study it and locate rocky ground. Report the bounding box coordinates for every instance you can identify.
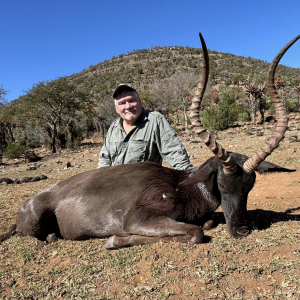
[0,114,299,299]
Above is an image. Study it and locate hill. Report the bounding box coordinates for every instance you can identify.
[69,45,300,102]
[0,45,299,155]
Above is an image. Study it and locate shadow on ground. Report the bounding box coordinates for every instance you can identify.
[210,207,300,232]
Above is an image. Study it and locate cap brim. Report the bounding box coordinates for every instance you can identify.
[113,84,137,98]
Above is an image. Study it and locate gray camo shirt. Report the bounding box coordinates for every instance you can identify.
[98,108,192,170]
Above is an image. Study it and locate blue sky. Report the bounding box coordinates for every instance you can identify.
[1,0,300,102]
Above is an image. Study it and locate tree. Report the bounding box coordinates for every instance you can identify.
[0,84,8,164]
[166,71,200,131]
[148,80,177,119]
[256,83,267,123]
[0,84,7,106]
[293,84,300,110]
[210,68,220,81]
[232,74,246,85]
[243,82,266,124]
[21,77,91,153]
[200,93,244,131]
[138,89,157,111]
[275,77,286,107]
[244,84,258,124]
[92,95,116,138]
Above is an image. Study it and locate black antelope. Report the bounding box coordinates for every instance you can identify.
[1,33,298,249]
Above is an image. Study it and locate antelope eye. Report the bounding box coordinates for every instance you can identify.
[217,182,225,189]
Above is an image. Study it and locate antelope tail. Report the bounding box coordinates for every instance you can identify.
[0,224,17,243]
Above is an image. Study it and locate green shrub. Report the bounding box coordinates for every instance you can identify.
[14,125,43,149]
[171,126,180,134]
[224,79,231,86]
[5,143,24,159]
[268,103,276,115]
[268,97,299,115]
[238,110,251,122]
[286,97,299,113]
[200,93,248,131]
[178,115,191,125]
[167,117,174,125]
[66,139,80,149]
[265,97,272,110]
[26,139,41,149]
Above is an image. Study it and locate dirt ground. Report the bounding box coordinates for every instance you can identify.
[0,118,300,299]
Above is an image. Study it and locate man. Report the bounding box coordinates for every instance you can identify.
[98,84,192,170]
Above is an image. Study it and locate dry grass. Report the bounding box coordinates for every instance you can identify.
[1,123,300,299]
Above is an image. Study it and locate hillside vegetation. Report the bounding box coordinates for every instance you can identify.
[68,46,300,106]
[70,46,300,94]
[0,45,299,157]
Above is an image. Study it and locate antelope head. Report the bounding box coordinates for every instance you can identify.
[179,33,299,238]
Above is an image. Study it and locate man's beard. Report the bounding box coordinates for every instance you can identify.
[123,108,139,121]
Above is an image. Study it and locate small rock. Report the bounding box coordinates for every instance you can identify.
[24,151,41,163]
[0,178,14,184]
[134,286,154,292]
[26,166,37,171]
[20,175,48,183]
[65,161,72,168]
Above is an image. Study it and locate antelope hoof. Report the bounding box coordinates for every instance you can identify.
[46,233,58,243]
[105,235,117,250]
[236,226,250,237]
[203,219,214,230]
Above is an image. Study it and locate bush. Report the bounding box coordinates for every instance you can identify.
[66,139,80,149]
[26,139,42,149]
[268,97,299,115]
[286,97,299,113]
[238,110,251,122]
[178,115,191,125]
[5,143,24,159]
[200,93,248,131]
[171,126,180,134]
[14,125,44,149]
[268,103,276,115]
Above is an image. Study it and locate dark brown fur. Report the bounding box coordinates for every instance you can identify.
[0,153,294,249]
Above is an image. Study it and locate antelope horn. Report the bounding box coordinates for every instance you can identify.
[243,34,300,173]
[190,33,237,174]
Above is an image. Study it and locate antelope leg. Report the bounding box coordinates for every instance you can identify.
[105,217,204,249]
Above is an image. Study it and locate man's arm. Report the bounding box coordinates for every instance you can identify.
[97,134,112,168]
[155,114,192,170]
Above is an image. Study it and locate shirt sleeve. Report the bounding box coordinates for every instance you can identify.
[97,130,112,168]
[154,114,192,170]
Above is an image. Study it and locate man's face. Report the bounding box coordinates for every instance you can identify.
[115,91,142,123]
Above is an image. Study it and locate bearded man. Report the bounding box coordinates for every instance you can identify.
[98,84,192,170]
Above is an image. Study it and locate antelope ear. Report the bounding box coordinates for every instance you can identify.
[178,164,215,187]
[255,161,296,174]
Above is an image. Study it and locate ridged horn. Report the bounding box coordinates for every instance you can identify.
[190,33,237,174]
[243,34,300,173]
